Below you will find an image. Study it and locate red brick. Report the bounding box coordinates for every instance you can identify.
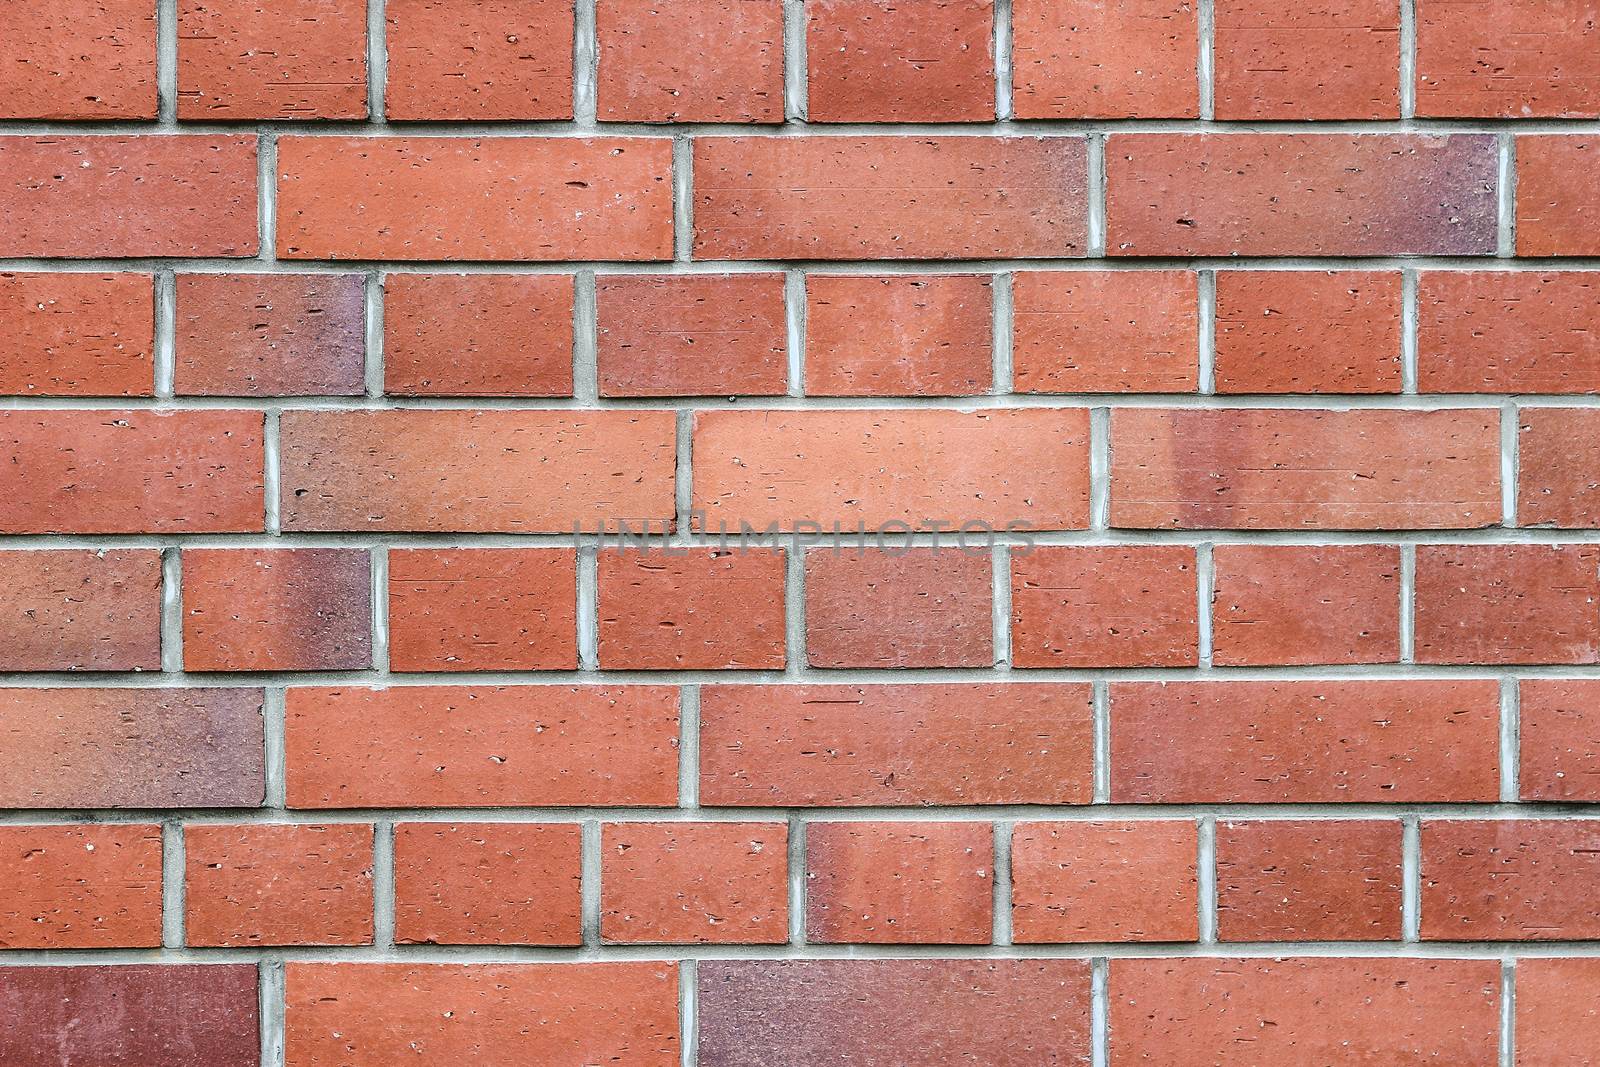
[699,683,1093,806]
[1419,272,1600,393]
[175,273,365,397]
[1520,408,1600,527]
[693,408,1089,532]
[0,410,263,535]
[602,823,788,944]
[805,822,992,944]
[697,959,1091,1066]
[1011,546,1197,668]
[0,273,153,397]
[1422,819,1600,940]
[596,274,787,397]
[596,0,783,123]
[1214,0,1399,120]
[1109,407,1501,530]
[804,548,992,668]
[1012,0,1198,119]
[597,548,786,670]
[1517,959,1600,1064]
[182,548,372,672]
[388,549,577,672]
[1211,544,1401,666]
[693,137,1086,259]
[0,549,162,672]
[0,965,259,1067]
[1107,134,1499,256]
[1417,0,1600,117]
[0,688,264,809]
[1110,680,1500,803]
[276,137,673,261]
[285,685,678,808]
[0,136,257,258]
[382,274,574,397]
[0,0,157,119]
[285,962,680,1066]
[1012,270,1198,393]
[1214,270,1403,394]
[1414,544,1600,665]
[177,0,367,119]
[806,0,994,122]
[185,824,374,948]
[1010,821,1198,943]
[0,825,162,950]
[1215,819,1402,941]
[385,0,573,120]
[803,274,992,397]
[393,823,582,946]
[1517,137,1600,256]
[1520,679,1600,802]
[1110,958,1500,1065]
[278,409,675,533]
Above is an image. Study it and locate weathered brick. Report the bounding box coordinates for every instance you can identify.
[1211,544,1401,666]
[1012,270,1198,393]
[596,273,787,397]
[1106,134,1499,256]
[1417,0,1600,117]
[693,137,1087,259]
[177,0,367,119]
[1419,272,1600,393]
[1517,959,1600,1063]
[0,688,264,809]
[1214,270,1403,394]
[182,548,372,672]
[1,409,264,534]
[0,824,163,949]
[1214,0,1400,120]
[597,548,786,670]
[1010,546,1198,667]
[699,683,1093,806]
[1011,821,1198,943]
[278,409,675,533]
[276,137,673,261]
[1413,544,1600,665]
[0,549,162,672]
[596,0,784,123]
[0,272,153,397]
[805,548,993,669]
[175,273,366,397]
[1110,680,1501,803]
[602,822,788,944]
[692,408,1090,532]
[284,963,680,1066]
[0,136,258,258]
[185,824,374,947]
[1109,958,1500,1065]
[1109,408,1502,530]
[697,959,1091,1066]
[382,273,574,397]
[1519,408,1600,527]
[1519,679,1600,802]
[805,822,992,944]
[1216,819,1402,941]
[285,686,679,808]
[388,548,578,672]
[1517,137,1600,256]
[385,0,573,120]
[1012,0,1198,119]
[0,0,157,119]
[806,0,994,122]
[394,823,583,946]
[1421,819,1600,940]
[804,274,993,397]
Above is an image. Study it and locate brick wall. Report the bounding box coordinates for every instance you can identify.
[3,1,1600,1064]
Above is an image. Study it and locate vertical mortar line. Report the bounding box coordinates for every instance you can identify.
[992,544,1012,668]
[264,410,282,535]
[371,821,395,948]
[1197,0,1215,121]
[674,408,694,538]
[1500,958,1516,1067]
[1501,402,1519,529]
[264,688,287,809]
[1399,543,1416,664]
[1499,677,1521,804]
[784,0,808,123]
[679,684,701,809]
[1089,407,1111,531]
[784,545,806,675]
[364,272,384,398]
[574,270,599,404]
[1090,957,1109,1067]
[582,819,603,947]
[679,957,698,1067]
[785,270,806,398]
[257,131,278,265]
[672,137,694,263]
[155,269,176,399]
[1399,0,1417,120]
[574,0,599,127]
[1402,815,1421,942]
[1197,816,1217,944]
[1400,268,1418,394]
[993,0,1014,121]
[577,546,599,671]
[370,547,390,672]
[1092,680,1111,804]
[161,819,185,948]
[160,547,183,674]
[1497,134,1518,258]
[1086,135,1107,258]
[992,820,1013,946]
[787,816,807,945]
[991,271,1014,395]
[1197,270,1216,396]
[366,0,387,121]
[1196,542,1214,668]
[260,959,286,1067]
[156,0,178,125]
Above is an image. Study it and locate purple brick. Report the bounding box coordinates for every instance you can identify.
[175,273,366,396]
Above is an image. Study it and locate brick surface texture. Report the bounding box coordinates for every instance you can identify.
[0,2,1597,1064]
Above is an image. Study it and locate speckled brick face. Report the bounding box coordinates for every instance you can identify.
[4,4,1598,1062]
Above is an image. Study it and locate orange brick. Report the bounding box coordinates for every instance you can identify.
[1012,0,1198,118]
[806,0,994,122]
[1419,272,1600,393]
[597,548,786,670]
[1216,820,1402,941]
[0,549,163,672]
[385,0,573,120]
[1012,270,1198,393]
[185,824,374,947]
[1519,408,1600,527]
[803,274,993,397]
[596,274,787,397]
[1214,271,1403,394]
[1211,544,1401,666]
[1414,545,1600,665]
[1011,821,1198,943]
[178,0,367,119]
[805,822,992,944]
[182,548,372,672]
[602,823,788,944]
[1517,959,1600,1063]
[393,823,582,946]
[596,0,783,123]
[1515,136,1600,257]
[805,548,993,668]
[1421,819,1600,940]
[1213,0,1399,120]
[0,824,163,949]
[388,549,577,672]
[0,273,153,397]
[1011,546,1198,668]
[1519,679,1600,802]
[0,0,157,119]
[1417,0,1600,117]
